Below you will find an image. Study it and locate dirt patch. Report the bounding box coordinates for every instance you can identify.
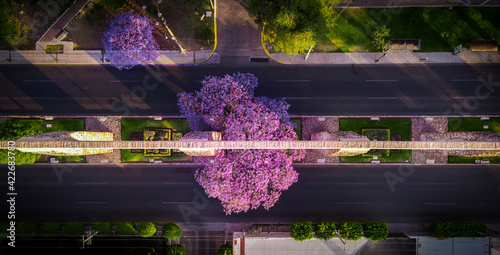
[64,2,113,49]
[64,0,214,50]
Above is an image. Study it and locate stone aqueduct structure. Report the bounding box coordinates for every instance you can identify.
[1,131,499,157]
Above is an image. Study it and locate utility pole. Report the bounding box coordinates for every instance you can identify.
[81,230,98,248]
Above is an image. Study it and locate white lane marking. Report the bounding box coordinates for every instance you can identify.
[286,97,311,100]
[334,183,370,185]
[451,96,484,99]
[425,183,458,185]
[275,80,311,83]
[24,80,55,82]
[162,202,192,204]
[365,97,398,99]
[424,203,457,205]
[193,80,202,83]
[75,202,107,204]
[162,182,193,185]
[451,79,481,82]
[75,182,108,185]
[366,80,398,82]
[335,202,370,205]
[108,80,142,83]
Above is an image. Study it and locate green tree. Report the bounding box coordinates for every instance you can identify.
[0,222,10,239]
[116,221,136,235]
[249,0,339,54]
[290,221,314,241]
[217,243,232,255]
[17,222,38,237]
[137,222,157,237]
[41,222,62,236]
[363,222,388,241]
[315,221,336,241]
[0,118,42,165]
[162,223,182,239]
[64,222,85,236]
[166,244,186,255]
[430,221,486,238]
[92,222,113,236]
[371,25,390,50]
[338,222,363,241]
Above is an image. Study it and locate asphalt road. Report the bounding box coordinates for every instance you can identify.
[3,164,499,224]
[1,63,499,116]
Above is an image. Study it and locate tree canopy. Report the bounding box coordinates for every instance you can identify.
[363,222,388,241]
[315,221,336,241]
[338,222,363,241]
[290,221,314,241]
[249,0,340,54]
[102,12,159,70]
[162,223,182,240]
[178,73,304,215]
[137,222,157,238]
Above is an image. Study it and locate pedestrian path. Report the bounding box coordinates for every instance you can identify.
[38,0,91,42]
[270,49,500,64]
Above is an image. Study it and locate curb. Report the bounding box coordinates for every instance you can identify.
[261,24,291,65]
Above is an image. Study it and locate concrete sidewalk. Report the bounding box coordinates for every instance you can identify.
[2,48,498,65]
[0,50,219,65]
[270,49,500,64]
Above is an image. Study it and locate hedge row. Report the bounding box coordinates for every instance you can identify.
[2,221,182,238]
[290,221,388,241]
[430,221,486,238]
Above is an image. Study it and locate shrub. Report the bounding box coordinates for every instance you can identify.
[162,223,182,239]
[217,243,232,255]
[116,221,136,235]
[17,222,38,237]
[137,222,157,237]
[315,221,336,240]
[41,222,62,236]
[64,222,85,236]
[430,221,486,238]
[44,44,63,53]
[371,25,390,50]
[92,222,112,236]
[166,244,186,255]
[363,222,388,241]
[0,222,10,239]
[338,222,363,241]
[290,221,314,241]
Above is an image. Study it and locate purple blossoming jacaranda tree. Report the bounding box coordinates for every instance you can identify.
[102,12,159,70]
[178,73,305,215]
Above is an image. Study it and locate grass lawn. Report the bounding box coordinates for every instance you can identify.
[121,118,192,162]
[448,117,500,163]
[339,118,412,162]
[9,118,86,163]
[448,117,500,132]
[318,7,500,52]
